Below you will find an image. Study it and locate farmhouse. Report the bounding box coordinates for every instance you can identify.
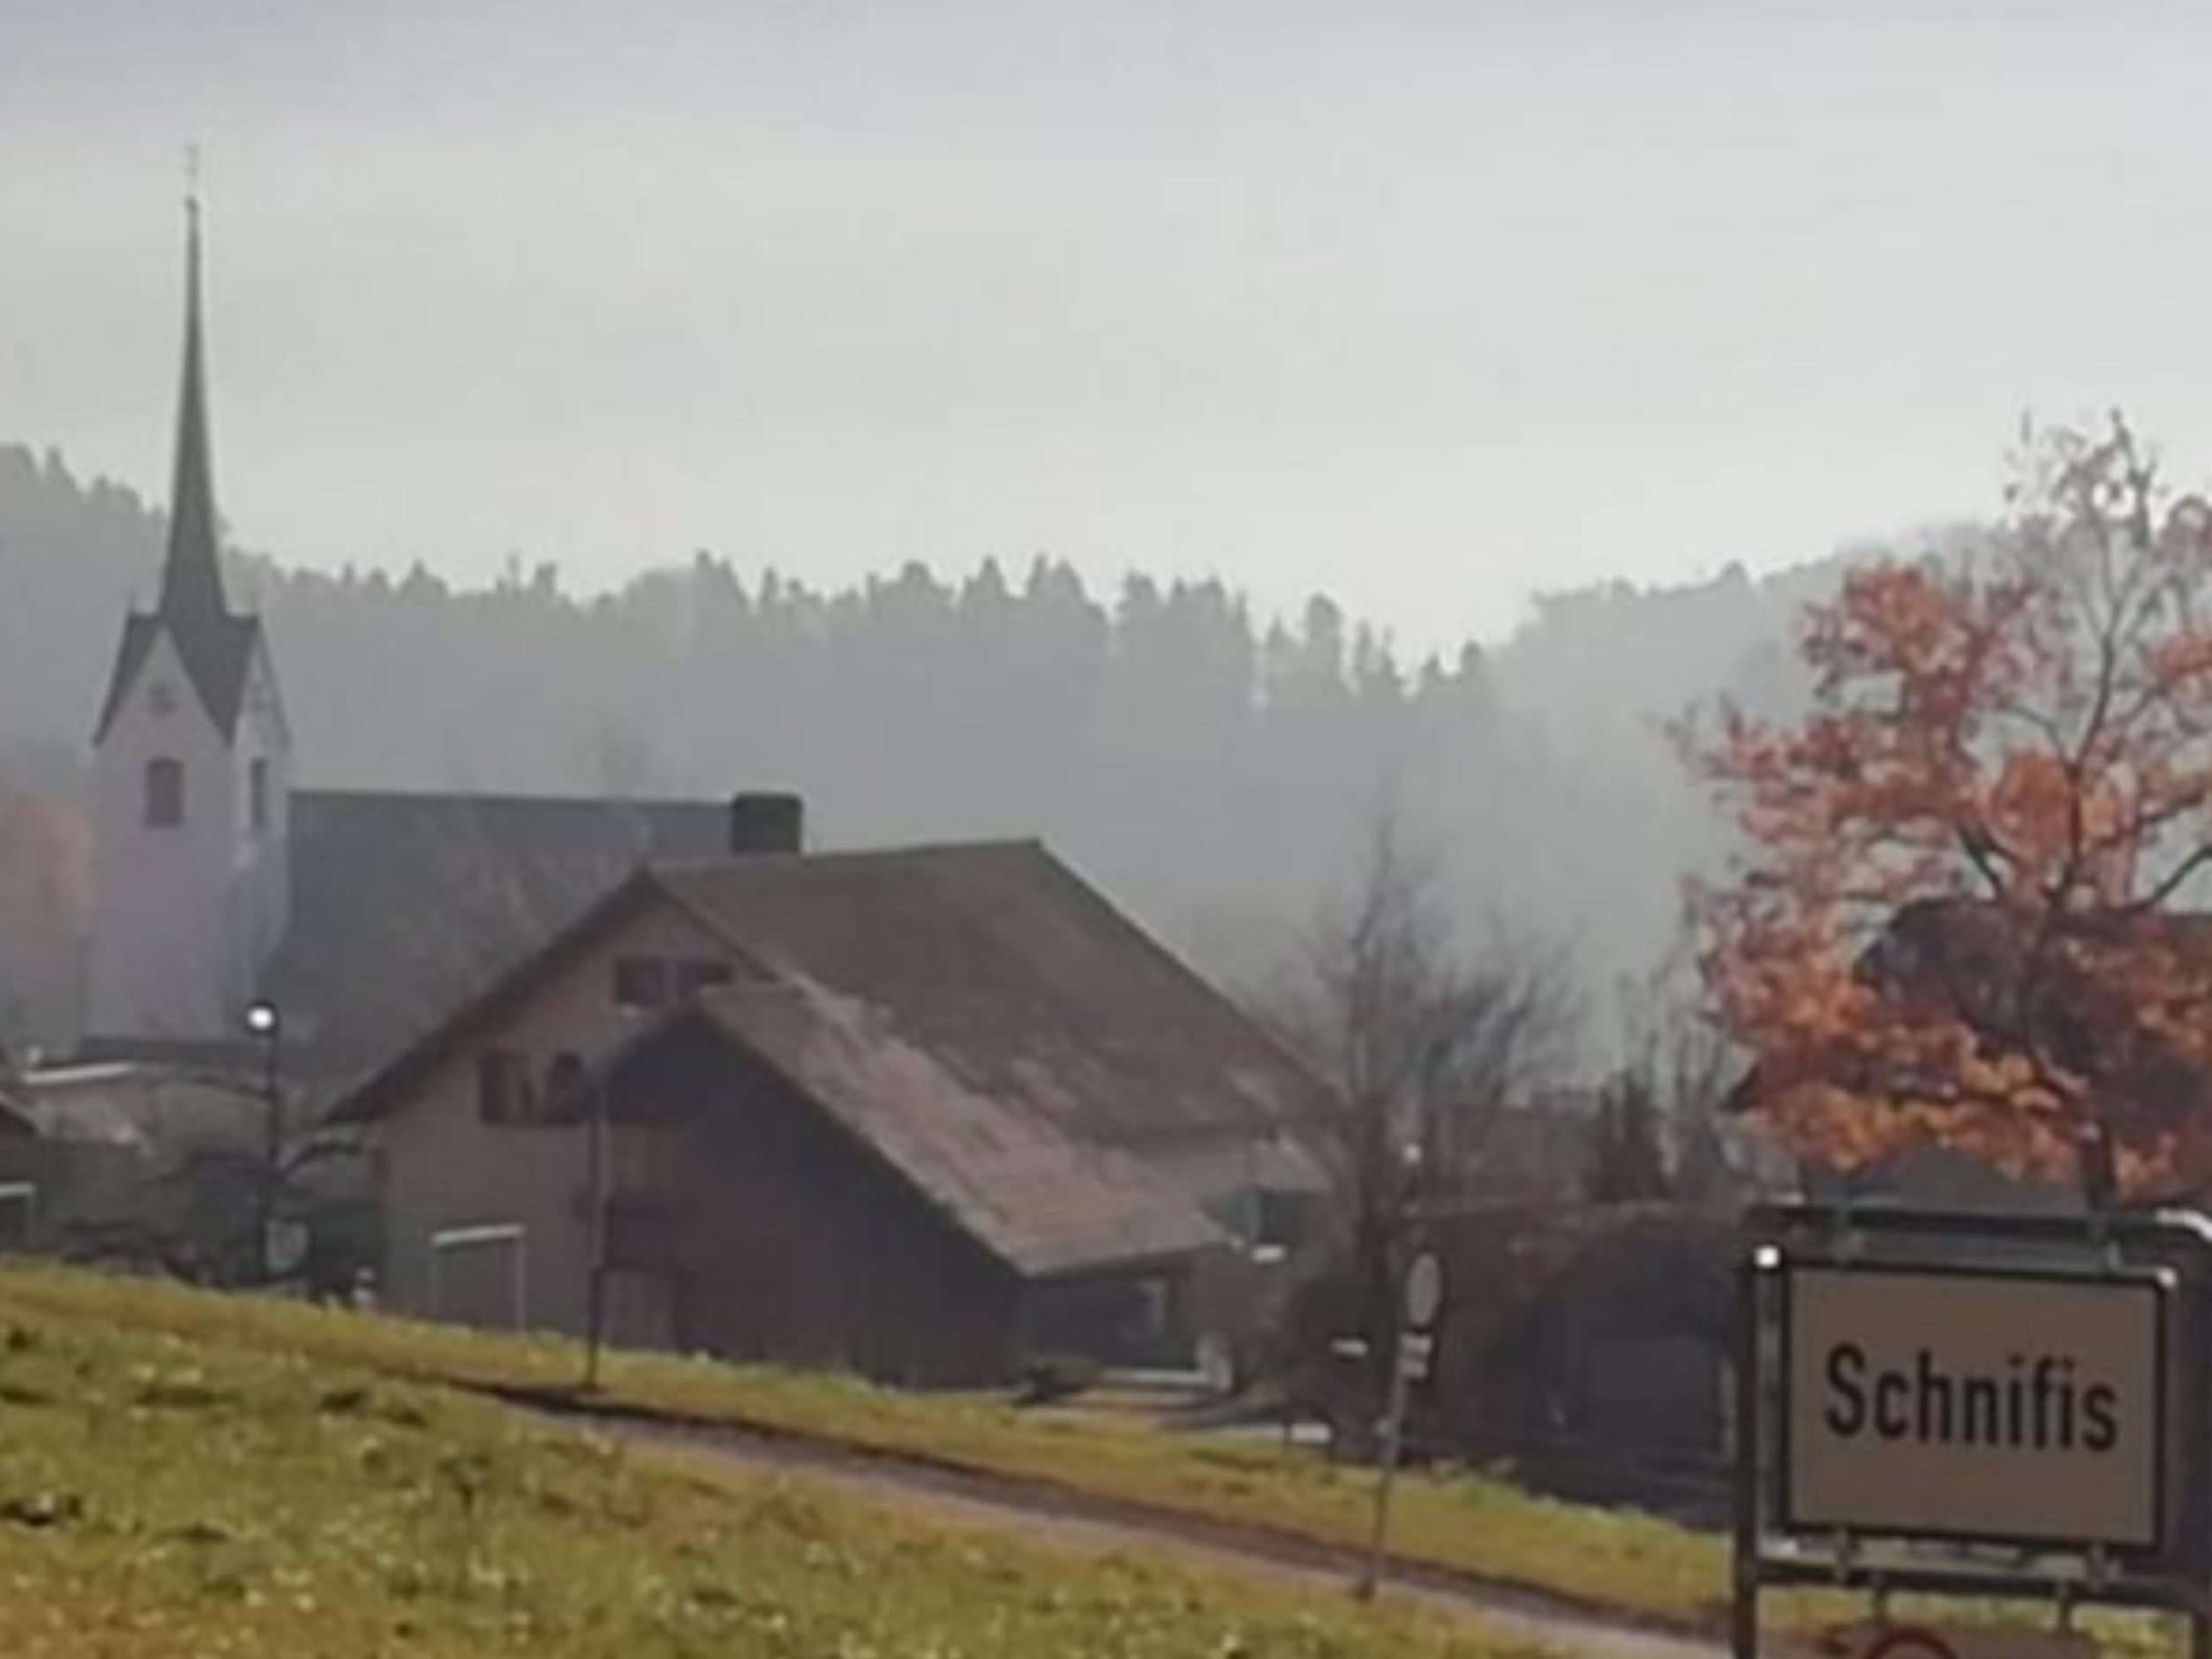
[334,821,1330,1382]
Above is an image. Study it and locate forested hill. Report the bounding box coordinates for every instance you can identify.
[0,441,1860,1046]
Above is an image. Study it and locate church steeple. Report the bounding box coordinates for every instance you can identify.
[159,180,229,627]
[94,172,265,743]
[87,169,295,1047]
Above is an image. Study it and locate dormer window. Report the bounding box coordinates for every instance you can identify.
[145,758,184,829]
[249,758,270,832]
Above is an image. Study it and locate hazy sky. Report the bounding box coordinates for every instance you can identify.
[4,0,2210,651]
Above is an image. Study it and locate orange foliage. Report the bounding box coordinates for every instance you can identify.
[0,791,92,950]
[1690,417,2212,1200]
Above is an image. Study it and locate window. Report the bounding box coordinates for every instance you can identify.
[674,959,734,1002]
[615,955,734,1011]
[248,758,270,832]
[145,757,184,828]
[612,956,670,1011]
[476,1049,536,1126]
[542,1052,593,1125]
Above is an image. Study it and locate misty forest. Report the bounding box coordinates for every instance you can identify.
[0,439,1925,1062]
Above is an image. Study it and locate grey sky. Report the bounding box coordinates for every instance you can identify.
[4,0,2208,651]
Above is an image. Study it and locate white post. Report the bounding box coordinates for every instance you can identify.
[1357,1335,1416,1601]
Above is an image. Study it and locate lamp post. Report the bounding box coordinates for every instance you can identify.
[244,999,282,1285]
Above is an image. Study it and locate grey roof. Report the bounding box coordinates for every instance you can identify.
[272,789,728,1080]
[158,200,226,633]
[94,202,263,742]
[94,611,265,742]
[662,981,1226,1278]
[342,838,1330,1277]
[636,842,1326,1274]
[654,845,1331,1152]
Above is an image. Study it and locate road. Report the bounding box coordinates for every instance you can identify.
[530,1402,1731,1659]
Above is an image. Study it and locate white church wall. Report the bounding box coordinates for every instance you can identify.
[87,630,245,1042]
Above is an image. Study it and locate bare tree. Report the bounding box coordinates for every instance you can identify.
[1266,814,1577,1383]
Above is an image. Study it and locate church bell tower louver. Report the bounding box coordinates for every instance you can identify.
[87,182,292,1047]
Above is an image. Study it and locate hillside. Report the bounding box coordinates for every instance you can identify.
[0,1271,1541,1659]
[0,441,1900,1055]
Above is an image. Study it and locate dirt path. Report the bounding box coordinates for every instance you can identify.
[524,1401,1729,1659]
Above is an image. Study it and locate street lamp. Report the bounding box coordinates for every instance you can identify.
[244,999,283,1283]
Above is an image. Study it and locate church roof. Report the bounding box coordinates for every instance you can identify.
[94,612,265,742]
[94,196,264,742]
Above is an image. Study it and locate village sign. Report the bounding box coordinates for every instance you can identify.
[1734,1205,2212,1659]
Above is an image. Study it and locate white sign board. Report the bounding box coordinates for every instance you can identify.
[1784,1264,2166,1550]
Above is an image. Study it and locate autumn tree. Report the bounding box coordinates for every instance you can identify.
[0,784,91,1044]
[1691,416,2212,1204]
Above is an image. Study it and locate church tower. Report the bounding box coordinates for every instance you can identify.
[87,192,291,1047]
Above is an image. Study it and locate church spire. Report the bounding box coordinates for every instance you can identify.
[159,161,229,627]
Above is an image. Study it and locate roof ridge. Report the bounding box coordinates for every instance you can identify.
[650,837,1046,878]
[294,786,724,812]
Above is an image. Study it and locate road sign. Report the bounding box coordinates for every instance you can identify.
[1397,1330,1436,1382]
[1782,1261,2166,1550]
[1734,1205,2212,1659]
[1403,1250,1444,1332]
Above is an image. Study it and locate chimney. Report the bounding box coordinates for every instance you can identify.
[727,792,805,857]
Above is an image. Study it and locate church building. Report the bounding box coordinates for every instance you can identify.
[88,198,290,1049]
[82,204,737,1086]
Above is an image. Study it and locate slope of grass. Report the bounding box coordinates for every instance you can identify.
[0,1292,1561,1659]
[0,1264,1727,1629]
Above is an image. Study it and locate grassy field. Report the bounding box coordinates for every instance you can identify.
[0,1285,1569,1659]
[0,1265,2184,1658]
[0,1264,1727,1629]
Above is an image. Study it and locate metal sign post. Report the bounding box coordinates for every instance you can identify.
[1356,1248,1445,1603]
[1734,1204,2212,1659]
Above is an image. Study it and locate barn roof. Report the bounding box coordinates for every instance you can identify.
[624,984,1226,1278]
[651,844,1330,1151]
[336,838,1332,1277]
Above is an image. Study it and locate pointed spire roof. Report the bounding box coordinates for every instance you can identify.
[160,188,228,626]
[94,184,267,743]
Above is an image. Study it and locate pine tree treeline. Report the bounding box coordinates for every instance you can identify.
[0,442,1803,1045]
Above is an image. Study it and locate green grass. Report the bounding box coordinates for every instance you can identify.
[0,1287,1562,1659]
[0,1263,1727,1630]
[0,1265,2187,1656]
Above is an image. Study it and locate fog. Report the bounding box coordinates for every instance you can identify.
[7,1,2212,1057]
[10,3,2212,649]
